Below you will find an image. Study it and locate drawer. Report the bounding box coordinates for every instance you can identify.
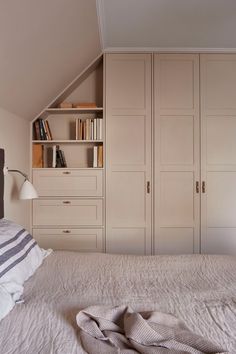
[33,228,103,252]
[33,199,103,227]
[33,169,103,197]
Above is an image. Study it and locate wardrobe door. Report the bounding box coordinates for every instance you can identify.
[154,54,200,254]
[105,53,152,254]
[201,54,236,254]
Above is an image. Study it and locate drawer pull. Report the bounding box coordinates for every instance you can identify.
[63,171,71,175]
[62,201,71,204]
[62,230,71,234]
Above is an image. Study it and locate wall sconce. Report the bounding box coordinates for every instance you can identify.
[3,167,38,200]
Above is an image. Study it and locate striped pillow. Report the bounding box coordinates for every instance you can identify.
[0,219,51,286]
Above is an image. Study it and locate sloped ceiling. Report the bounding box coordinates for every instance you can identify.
[99,0,236,49]
[0,0,101,120]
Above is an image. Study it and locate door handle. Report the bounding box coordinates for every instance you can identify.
[147,181,150,194]
[202,181,206,193]
[196,181,199,193]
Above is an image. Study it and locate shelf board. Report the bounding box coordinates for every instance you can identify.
[32,140,103,144]
[32,167,104,170]
[45,107,103,114]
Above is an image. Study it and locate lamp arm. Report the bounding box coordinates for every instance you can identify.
[8,169,28,180]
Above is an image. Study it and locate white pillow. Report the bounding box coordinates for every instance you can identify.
[0,282,23,321]
[0,218,51,320]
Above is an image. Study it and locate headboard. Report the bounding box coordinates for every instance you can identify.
[0,149,4,219]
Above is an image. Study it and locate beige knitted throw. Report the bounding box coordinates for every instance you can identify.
[76,305,226,354]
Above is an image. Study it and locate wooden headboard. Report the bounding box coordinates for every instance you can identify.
[0,149,4,219]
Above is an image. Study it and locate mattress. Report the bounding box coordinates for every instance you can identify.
[0,252,236,353]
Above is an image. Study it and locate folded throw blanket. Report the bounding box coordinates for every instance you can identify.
[76,305,226,354]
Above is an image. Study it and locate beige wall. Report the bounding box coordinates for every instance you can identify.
[0,107,30,229]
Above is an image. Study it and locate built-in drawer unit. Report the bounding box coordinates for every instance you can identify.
[33,169,103,197]
[33,228,103,252]
[33,199,103,227]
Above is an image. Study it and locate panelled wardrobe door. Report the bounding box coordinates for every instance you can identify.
[154,54,200,254]
[201,54,236,254]
[105,53,152,254]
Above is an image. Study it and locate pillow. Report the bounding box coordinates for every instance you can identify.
[0,218,51,287]
[0,282,23,321]
[0,218,52,321]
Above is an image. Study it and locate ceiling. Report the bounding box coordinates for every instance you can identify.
[99,0,236,49]
[0,0,101,120]
[1,0,236,120]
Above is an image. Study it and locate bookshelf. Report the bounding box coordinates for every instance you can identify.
[31,56,104,170]
[31,54,105,253]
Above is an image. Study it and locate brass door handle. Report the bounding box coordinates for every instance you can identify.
[196,181,199,193]
[147,181,150,194]
[202,181,206,193]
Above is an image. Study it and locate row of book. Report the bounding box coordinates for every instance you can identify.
[32,145,67,168]
[32,144,103,168]
[33,119,53,140]
[76,118,103,140]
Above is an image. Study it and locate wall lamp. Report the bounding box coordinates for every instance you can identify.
[3,167,38,200]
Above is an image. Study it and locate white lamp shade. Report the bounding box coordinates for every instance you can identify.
[19,180,38,200]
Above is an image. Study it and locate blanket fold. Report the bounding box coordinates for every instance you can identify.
[76,305,226,354]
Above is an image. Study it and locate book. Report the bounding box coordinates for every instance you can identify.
[45,120,52,140]
[73,102,97,108]
[34,121,41,140]
[58,102,73,108]
[60,150,67,168]
[93,146,98,168]
[98,145,103,168]
[32,144,44,168]
[52,145,57,168]
[94,118,97,140]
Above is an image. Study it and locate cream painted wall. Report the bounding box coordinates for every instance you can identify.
[0,107,30,229]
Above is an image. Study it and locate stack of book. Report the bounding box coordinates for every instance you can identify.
[76,118,103,140]
[93,146,103,168]
[33,119,52,140]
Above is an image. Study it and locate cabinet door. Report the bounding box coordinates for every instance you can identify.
[201,54,236,254]
[105,53,152,254]
[154,54,200,254]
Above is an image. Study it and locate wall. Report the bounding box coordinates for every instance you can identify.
[0,107,30,229]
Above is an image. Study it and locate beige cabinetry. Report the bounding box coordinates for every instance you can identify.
[154,54,200,254]
[200,54,236,254]
[31,55,104,252]
[105,53,152,255]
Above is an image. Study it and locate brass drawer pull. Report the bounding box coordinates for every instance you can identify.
[62,201,71,204]
[63,171,71,175]
[62,230,71,234]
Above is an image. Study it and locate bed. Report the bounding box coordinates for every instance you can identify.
[0,149,236,354]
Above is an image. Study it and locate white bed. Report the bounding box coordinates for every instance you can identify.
[0,251,236,353]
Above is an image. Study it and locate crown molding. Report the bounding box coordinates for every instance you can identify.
[104,47,236,53]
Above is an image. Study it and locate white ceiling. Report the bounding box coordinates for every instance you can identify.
[0,0,101,120]
[99,0,236,49]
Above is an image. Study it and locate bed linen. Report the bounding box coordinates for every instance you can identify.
[0,252,235,354]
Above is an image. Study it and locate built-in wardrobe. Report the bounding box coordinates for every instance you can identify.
[105,53,236,255]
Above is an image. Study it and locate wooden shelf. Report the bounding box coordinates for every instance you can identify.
[32,167,104,170]
[45,107,103,114]
[32,140,103,144]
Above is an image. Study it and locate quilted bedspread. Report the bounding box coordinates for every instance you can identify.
[0,252,235,353]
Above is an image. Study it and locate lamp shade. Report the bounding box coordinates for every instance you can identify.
[19,180,38,200]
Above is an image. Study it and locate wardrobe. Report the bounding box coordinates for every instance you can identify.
[105,53,236,255]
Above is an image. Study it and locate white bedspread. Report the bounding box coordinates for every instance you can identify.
[0,252,235,354]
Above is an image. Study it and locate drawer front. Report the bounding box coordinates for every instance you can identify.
[33,169,103,197]
[33,199,103,227]
[33,228,103,252]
